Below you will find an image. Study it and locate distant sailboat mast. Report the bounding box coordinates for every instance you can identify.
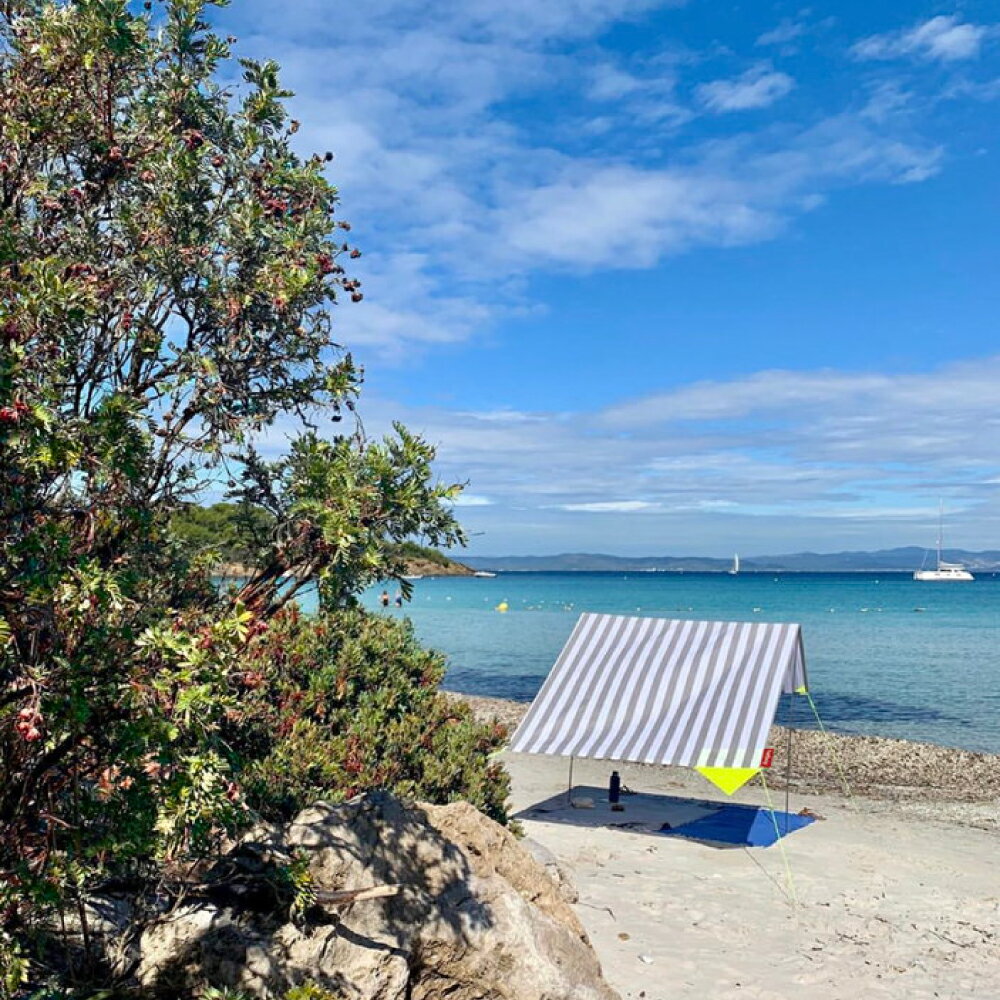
[913,500,974,581]
[935,500,943,569]
[728,553,739,576]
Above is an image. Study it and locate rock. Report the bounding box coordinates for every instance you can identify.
[520,836,579,904]
[53,894,140,978]
[135,791,619,999]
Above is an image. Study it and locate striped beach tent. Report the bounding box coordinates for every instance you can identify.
[508,612,808,795]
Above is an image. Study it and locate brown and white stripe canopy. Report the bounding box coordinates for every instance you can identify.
[508,613,807,769]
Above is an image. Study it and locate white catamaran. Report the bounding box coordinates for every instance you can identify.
[914,503,973,582]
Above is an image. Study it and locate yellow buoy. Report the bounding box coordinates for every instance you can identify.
[495,601,509,613]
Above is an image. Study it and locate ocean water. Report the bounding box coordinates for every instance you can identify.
[352,572,1000,755]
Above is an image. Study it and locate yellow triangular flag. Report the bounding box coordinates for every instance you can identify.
[695,766,760,795]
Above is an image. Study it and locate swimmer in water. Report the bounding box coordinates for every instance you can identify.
[380,590,389,607]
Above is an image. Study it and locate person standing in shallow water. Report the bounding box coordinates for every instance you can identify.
[394,591,403,607]
[380,590,389,607]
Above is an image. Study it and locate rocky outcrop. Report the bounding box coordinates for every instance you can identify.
[400,557,474,577]
[135,792,619,999]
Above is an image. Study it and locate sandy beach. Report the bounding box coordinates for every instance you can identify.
[454,693,1000,1000]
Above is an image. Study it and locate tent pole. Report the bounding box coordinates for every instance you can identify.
[567,755,574,806]
[785,722,793,834]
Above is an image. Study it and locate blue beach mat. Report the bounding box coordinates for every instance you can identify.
[661,805,815,848]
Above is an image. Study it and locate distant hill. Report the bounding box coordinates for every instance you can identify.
[173,504,472,577]
[462,547,1000,573]
[391,541,473,577]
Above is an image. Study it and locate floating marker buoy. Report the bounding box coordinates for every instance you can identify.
[496,601,509,613]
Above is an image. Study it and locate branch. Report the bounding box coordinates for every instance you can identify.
[314,884,401,907]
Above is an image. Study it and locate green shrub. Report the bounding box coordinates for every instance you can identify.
[234,608,510,825]
[284,984,342,1000]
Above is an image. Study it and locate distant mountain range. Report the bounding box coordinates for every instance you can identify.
[461,547,1000,573]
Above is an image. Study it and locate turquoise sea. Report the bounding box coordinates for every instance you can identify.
[348,572,1000,755]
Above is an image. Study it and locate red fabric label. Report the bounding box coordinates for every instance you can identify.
[760,748,775,768]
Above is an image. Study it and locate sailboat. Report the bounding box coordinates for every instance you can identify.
[728,553,740,576]
[913,502,973,581]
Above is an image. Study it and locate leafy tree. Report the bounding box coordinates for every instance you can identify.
[0,1,505,990]
[171,502,468,577]
[171,501,275,568]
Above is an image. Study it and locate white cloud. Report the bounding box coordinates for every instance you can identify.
[452,493,495,507]
[322,354,1000,554]
[601,369,891,425]
[852,15,992,63]
[500,165,779,267]
[457,409,547,423]
[558,500,660,512]
[588,65,646,101]
[756,19,807,47]
[495,113,940,267]
[696,65,795,112]
[583,59,692,126]
[338,253,494,355]
[218,1,953,359]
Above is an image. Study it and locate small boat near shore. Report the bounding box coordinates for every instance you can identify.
[473,570,497,578]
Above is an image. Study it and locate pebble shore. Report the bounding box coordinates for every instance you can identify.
[448,691,1000,813]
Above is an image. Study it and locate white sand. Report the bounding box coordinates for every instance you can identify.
[505,753,1000,1000]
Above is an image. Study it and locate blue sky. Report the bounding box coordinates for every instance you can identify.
[216,1,1000,557]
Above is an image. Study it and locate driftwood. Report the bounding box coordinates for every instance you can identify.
[314,884,402,907]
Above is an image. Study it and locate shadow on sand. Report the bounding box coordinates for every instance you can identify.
[515,783,813,850]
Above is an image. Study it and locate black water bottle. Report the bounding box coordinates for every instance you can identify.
[609,770,621,804]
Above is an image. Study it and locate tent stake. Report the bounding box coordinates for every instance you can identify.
[567,755,574,806]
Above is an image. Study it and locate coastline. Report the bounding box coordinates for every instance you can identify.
[213,559,474,579]
[447,692,1000,817]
